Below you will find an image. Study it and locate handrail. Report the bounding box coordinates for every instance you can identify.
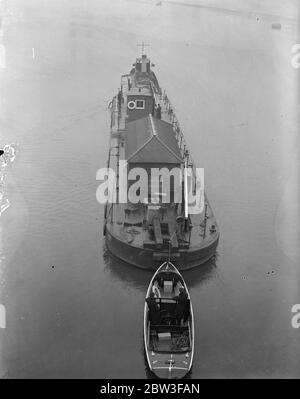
[161,89,195,168]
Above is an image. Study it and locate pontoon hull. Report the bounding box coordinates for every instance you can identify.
[106,226,219,270]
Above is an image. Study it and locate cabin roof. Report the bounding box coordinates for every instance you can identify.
[127,87,152,96]
[125,115,183,164]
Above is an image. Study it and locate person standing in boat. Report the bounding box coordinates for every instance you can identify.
[146,292,160,325]
[174,287,188,325]
[117,88,122,110]
[156,103,161,119]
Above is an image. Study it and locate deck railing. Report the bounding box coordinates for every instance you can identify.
[161,89,197,194]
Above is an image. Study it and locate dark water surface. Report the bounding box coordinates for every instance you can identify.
[0,0,299,378]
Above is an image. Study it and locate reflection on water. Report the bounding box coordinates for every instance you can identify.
[103,245,152,292]
[103,244,217,291]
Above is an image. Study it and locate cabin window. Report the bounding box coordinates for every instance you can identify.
[135,100,145,109]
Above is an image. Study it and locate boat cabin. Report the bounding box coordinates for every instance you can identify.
[125,114,183,204]
[122,114,184,250]
[127,86,154,122]
[134,53,151,73]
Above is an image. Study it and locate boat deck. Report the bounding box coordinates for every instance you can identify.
[107,196,218,252]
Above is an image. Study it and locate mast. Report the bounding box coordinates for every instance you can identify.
[136,42,150,56]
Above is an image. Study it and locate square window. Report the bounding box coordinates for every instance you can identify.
[135,100,145,109]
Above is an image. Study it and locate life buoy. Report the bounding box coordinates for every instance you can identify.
[127,101,136,110]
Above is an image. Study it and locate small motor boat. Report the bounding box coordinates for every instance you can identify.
[144,261,194,379]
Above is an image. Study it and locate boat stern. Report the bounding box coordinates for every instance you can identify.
[148,352,192,379]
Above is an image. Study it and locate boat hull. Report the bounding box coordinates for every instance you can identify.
[105,226,219,270]
[143,262,194,378]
